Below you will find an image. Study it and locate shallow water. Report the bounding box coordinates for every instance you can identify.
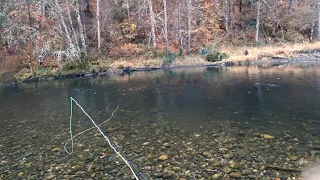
[1,64,320,179]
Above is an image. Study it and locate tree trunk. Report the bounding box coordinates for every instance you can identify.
[147,0,156,50]
[75,0,87,57]
[255,0,261,43]
[225,0,230,33]
[163,0,169,56]
[178,2,183,56]
[318,0,320,40]
[55,0,73,46]
[97,0,102,68]
[126,0,130,21]
[67,5,81,54]
[187,0,192,55]
[310,23,314,42]
[26,0,32,27]
[97,0,101,54]
[288,0,296,11]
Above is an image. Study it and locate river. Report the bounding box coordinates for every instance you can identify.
[1,64,320,179]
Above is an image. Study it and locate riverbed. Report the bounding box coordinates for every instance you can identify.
[1,64,320,179]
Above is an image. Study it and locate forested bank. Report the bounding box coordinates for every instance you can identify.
[0,0,320,80]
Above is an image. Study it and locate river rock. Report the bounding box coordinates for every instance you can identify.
[203,151,213,158]
[262,134,274,139]
[212,173,221,179]
[242,169,252,175]
[289,155,299,161]
[46,174,56,180]
[229,172,242,178]
[158,155,168,161]
[172,166,181,172]
[212,161,221,167]
[230,161,241,169]
[51,147,61,152]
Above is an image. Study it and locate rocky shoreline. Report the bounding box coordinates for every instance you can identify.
[3,64,222,85]
[1,50,320,87]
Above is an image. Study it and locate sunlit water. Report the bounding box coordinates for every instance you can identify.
[1,64,320,179]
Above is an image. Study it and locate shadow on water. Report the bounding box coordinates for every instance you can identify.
[1,63,320,179]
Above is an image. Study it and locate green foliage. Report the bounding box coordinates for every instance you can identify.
[204,44,228,62]
[37,66,51,76]
[0,12,5,28]
[244,19,256,31]
[62,61,87,71]
[0,17,4,28]
[257,40,265,46]
[199,47,209,55]
[163,53,177,64]
[206,53,228,62]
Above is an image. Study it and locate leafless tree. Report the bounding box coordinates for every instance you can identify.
[178,1,183,55]
[97,0,101,54]
[187,0,192,55]
[147,0,156,50]
[317,0,320,41]
[255,0,261,43]
[163,0,169,56]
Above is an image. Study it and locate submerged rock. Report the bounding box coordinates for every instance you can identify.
[51,147,61,152]
[17,172,23,177]
[230,161,241,169]
[212,173,222,179]
[46,174,56,180]
[203,151,213,158]
[241,169,252,175]
[158,155,168,161]
[212,161,221,167]
[262,134,275,139]
[229,172,242,178]
[289,155,299,161]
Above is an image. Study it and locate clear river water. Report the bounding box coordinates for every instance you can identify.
[1,64,320,179]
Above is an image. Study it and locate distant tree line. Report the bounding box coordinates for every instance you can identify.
[0,0,319,70]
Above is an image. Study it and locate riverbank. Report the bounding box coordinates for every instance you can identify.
[223,42,320,63]
[1,42,320,86]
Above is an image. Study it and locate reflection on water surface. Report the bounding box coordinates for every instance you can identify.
[1,64,320,179]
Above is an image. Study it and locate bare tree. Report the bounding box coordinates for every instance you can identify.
[75,0,87,57]
[96,0,102,68]
[147,0,156,50]
[97,0,101,54]
[125,0,130,21]
[255,0,261,43]
[178,1,183,55]
[187,0,192,55]
[318,0,320,40]
[55,0,73,49]
[163,0,169,56]
[225,0,230,33]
